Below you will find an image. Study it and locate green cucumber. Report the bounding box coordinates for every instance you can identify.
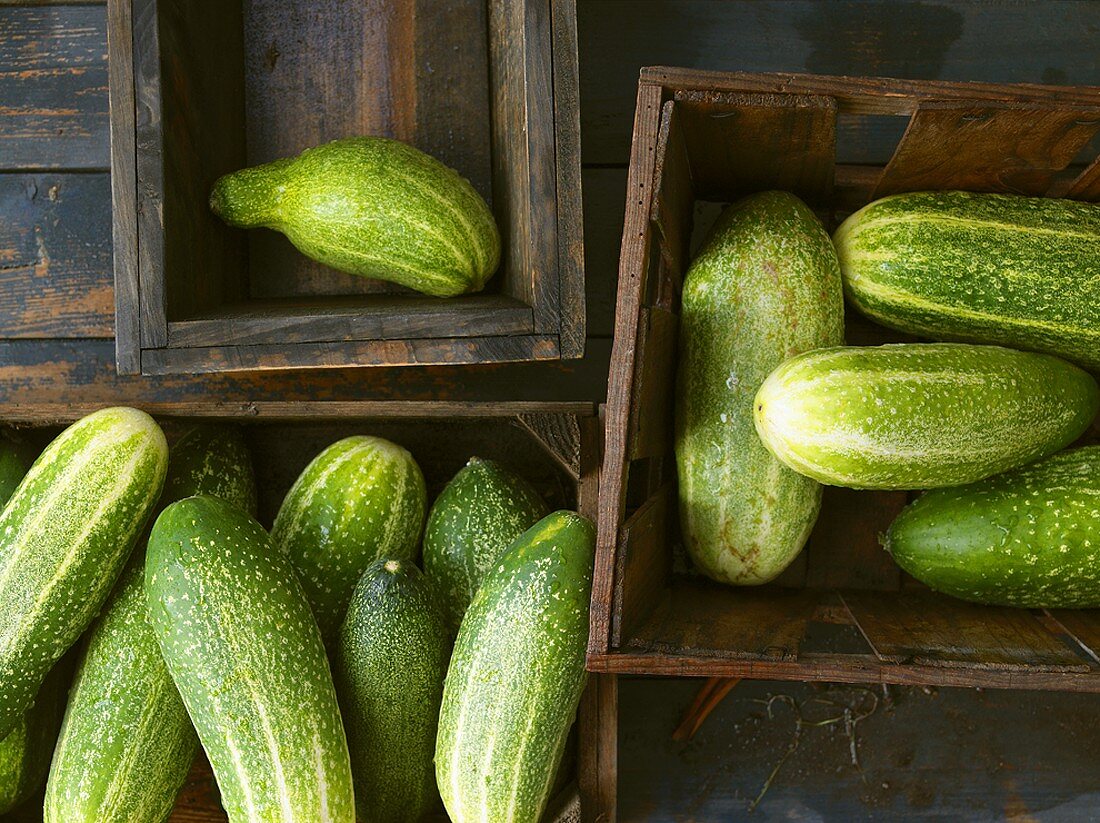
[146,495,354,823]
[0,654,71,814]
[436,511,594,823]
[675,191,845,585]
[210,137,500,297]
[835,191,1100,371]
[423,457,549,632]
[335,558,451,823]
[754,344,1099,490]
[0,407,167,738]
[884,446,1100,607]
[46,424,256,823]
[272,435,427,641]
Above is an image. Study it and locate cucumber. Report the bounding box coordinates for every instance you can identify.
[0,407,167,738]
[754,344,1099,490]
[210,137,500,297]
[46,424,256,823]
[884,446,1100,607]
[423,457,549,632]
[436,511,594,823]
[675,191,844,585]
[835,191,1100,371]
[0,654,71,814]
[335,558,451,823]
[272,435,427,641]
[146,495,354,823]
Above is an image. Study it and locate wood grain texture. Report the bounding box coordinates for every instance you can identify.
[1048,610,1100,664]
[0,173,112,337]
[0,5,109,170]
[804,488,906,590]
[873,101,1100,197]
[577,674,617,823]
[611,484,672,648]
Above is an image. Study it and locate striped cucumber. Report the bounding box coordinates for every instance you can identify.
[335,558,451,823]
[210,137,501,297]
[754,344,1099,490]
[46,424,256,823]
[436,511,594,823]
[0,654,71,814]
[885,446,1100,608]
[835,191,1100,371]
[0,407,167,738]
[146,495,354,823]
[272,435,427,641]
[423,457,549,632]
[675,191,844,585]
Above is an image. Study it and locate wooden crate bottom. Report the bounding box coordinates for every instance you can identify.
[588,579,1100,693]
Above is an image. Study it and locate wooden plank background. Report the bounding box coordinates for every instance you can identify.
[2,1,1100,818]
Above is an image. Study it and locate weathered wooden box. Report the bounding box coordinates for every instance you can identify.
[5,402,606,821]
[107,0,584,375]
[588,68,1100,692]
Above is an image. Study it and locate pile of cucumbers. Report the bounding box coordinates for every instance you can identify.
[0,411,593,822]
[676,189,1100,608]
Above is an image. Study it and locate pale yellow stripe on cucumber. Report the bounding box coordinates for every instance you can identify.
[224,731,260,823]
[97,669,167,819]
[0,445,151,655]
[305,236,468,291]
[276,440,374,546]
[843,212,1100,243]
[312,723,331,823]
[503,680,543,823]
[0,422,136,599]
[841,275,1100,341]
[479,728,499,823]
[254,689,295,822]
[390,166,490,274]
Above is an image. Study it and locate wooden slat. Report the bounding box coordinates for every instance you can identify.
[577,674,617,823]
[804,488,906,590]
[1048,610,1100,665]
[107,0,139,372]
[673,90,837,203]
[166,296,534,347]
[611,484,672,648]
[551,0,586,358]
[0,338,612,415]
[627,306,677,461]
[517,411,583,480]
[0,5,109,170]
[873,100,1100,197]
[627,581,820,662]
[1066,154,1100,201]
[0,173,112,337]
[842,590,1088,671]
[650,100,693,303]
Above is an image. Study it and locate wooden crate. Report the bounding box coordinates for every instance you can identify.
[107,0,584,375]
[4,403,611,822]
[588,68,1100,693]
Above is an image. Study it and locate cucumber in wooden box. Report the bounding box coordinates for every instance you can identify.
[147,495,354,823]
[46,425,256,823]
[754,343,1099,490]
[423,457,549,632]
[0,407,167,738]
[834,191,1100,371]
[885,446,1100,608]
[272,435,426,641]
[675,191,844,585]
[335,558,451,823]
[436,511,594,823]
[210,137,501,297]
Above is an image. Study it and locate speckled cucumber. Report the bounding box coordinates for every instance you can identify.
[146,495,354,823]
[335,558,451,823]
[423,457,549,632]
[45,425,256,823]
[835,191,1100,371]
[436,511,594,823]
[0,654,71,814]
[210,137,501,297]
[754,344,1100,490]
[885,446,1100,608]
[0,407,167,738]
[675,191,844,585]
[272,435,427,641]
